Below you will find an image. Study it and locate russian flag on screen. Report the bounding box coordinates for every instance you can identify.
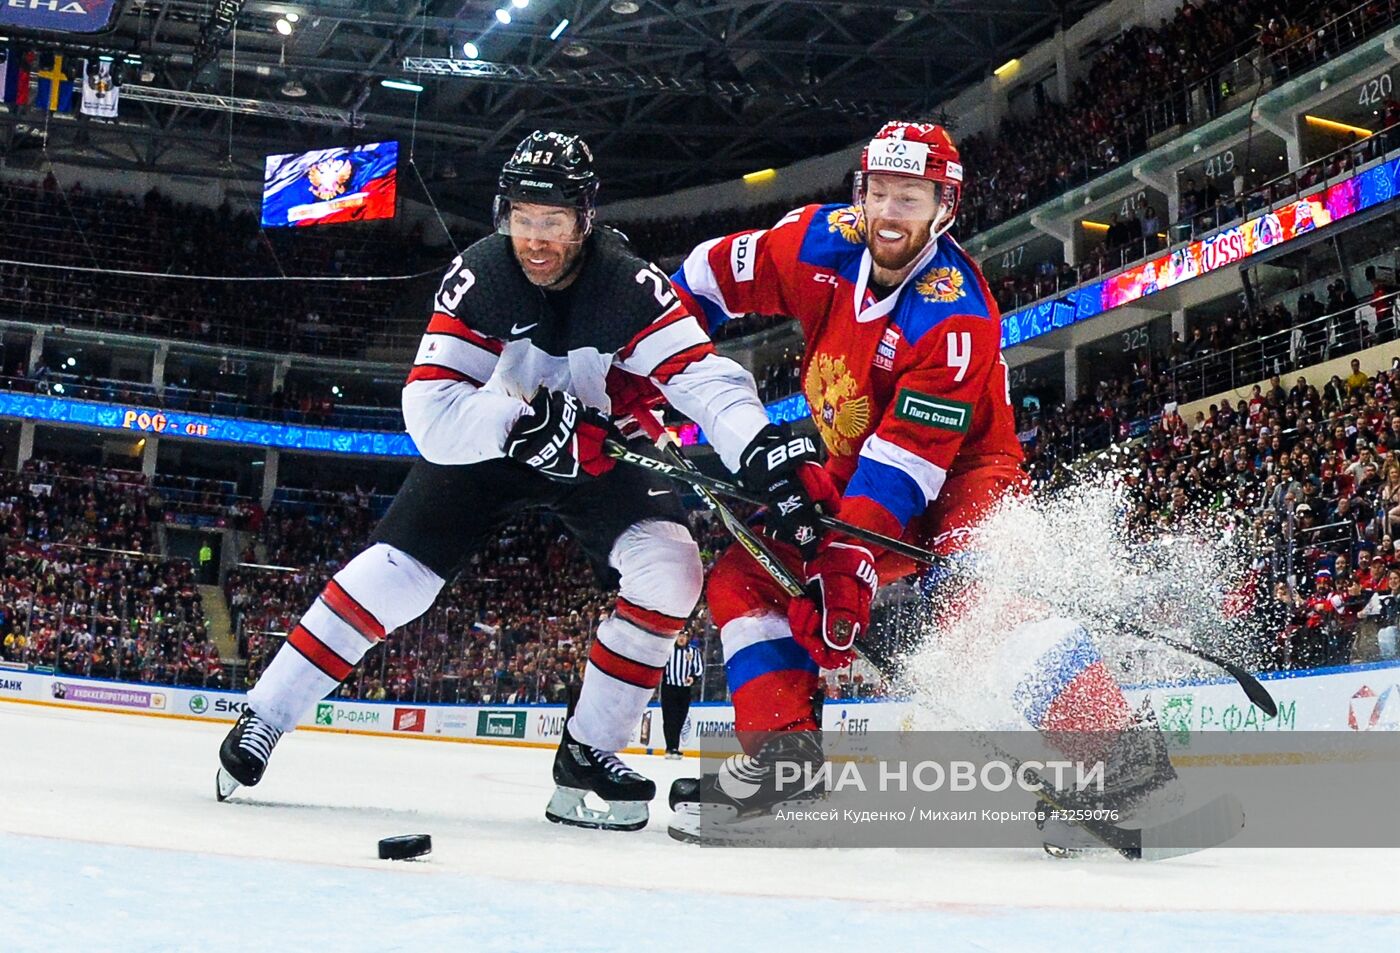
[261,141,398,228]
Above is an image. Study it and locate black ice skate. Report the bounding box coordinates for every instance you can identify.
[667,730,826,845]
[545,725,656,831]
[216,710,284,801]
[1033,701,1243,861]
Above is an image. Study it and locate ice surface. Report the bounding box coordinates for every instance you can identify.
[1,703,1397,952]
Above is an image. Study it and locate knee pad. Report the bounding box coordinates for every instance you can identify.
[330,542,444,635]
[610,519,702,626]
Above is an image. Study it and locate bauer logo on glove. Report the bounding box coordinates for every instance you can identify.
[739,423,838,559]
[505,389,616,483]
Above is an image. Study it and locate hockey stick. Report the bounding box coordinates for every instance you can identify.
[619,434,1243,861]
[607,438,1277,718]
[605,439,935,566]
[619,427,1245,859]
[615,427,805,600]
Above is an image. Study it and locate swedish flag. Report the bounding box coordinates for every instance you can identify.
[31,53,75,113]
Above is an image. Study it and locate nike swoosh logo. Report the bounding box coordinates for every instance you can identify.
[511,322,538,335]
[647,489,669,496]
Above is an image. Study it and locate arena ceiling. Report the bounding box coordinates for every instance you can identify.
[1,1,1105,212]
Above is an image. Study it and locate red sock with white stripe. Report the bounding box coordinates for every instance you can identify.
[568,520,702,752]
[248,544,443,731]
[569,597,686,752]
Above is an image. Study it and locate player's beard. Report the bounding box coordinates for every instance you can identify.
[865,217,933,273]
[512,237,584,288]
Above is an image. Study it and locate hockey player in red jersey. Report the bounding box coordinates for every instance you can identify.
[667,122,1145,843]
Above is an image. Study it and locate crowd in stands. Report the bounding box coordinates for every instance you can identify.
[0,460,222,686]
[0,176,439,357]
[1018,266,1400,667]
[961,0,1396,236]
[608,0,1400,317]
[988,118,1400,314]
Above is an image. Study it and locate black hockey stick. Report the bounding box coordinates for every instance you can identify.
[608,439,1277,718]
[620,432,1245,860]
[605,439,936,566]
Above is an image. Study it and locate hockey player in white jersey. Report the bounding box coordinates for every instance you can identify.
[216,131,831,831]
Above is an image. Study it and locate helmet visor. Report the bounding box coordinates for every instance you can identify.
[855,172,955,223]
[494,197,590,244]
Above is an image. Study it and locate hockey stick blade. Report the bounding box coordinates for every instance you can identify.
[1022,756,1245,861]
[1140,634,1278,718]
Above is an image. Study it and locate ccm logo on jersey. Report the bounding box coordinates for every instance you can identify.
[730,231,764,283]
[866,138,929,175]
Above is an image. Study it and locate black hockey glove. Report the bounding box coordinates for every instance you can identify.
[738,423,836,559]
[504,389,617,483]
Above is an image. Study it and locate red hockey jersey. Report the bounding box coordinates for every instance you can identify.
[672,202,1021,539]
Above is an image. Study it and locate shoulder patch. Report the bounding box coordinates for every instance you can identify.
[893,238,992,347]
[914,266,966,304]
[824,205,865,244]
[798,203,866,280]
[893,388,972,433]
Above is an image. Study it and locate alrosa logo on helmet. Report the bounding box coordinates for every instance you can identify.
[866,138,929,175]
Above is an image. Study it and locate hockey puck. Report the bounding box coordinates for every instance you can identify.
[378,834,432,861]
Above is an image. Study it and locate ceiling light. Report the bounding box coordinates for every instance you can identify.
[275,17,292,36]
[286,12,299,23]
[495,8,512,24]
[280,78,306,97]
[562,41,589,58]
[994,58,1019,78]
[611,1,640,13]
[1304,114,1373,138]
[743,168,776,184]
[512,0,530,8]
[381,78,424,92]
[462,41,479,59]
[893,8,914,21]
[550,18,570,40]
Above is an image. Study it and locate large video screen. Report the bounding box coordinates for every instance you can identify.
[0,0,121,33]
[261,141,398,228]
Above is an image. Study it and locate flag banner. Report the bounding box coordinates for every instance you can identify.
[79,59,119,118]
[0,48,33,106]
[31,52,75,113]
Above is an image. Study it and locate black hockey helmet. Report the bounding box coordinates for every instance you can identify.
[494,130,599,242]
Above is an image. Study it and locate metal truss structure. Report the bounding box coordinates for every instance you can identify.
[0,0,1107,210]
[121,85,364,129]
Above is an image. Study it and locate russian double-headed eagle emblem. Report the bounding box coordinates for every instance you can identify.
[804,354,871,457]
[825,205,865,244]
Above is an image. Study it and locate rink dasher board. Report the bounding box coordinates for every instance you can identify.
[2,660,1400,755]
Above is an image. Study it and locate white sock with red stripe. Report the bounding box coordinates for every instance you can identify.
[248,544,444,731]
[569,520,702,752]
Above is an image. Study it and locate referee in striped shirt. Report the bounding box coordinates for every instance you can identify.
[661,631,703,759]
